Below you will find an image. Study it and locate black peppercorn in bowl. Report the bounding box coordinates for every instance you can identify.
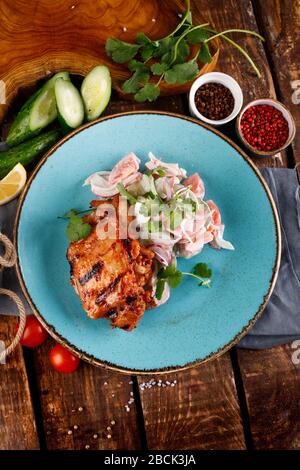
[236,98,296,157]
[189,72,243,126]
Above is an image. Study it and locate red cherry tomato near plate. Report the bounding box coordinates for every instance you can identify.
[50,344,80,373]
[17,314,48,348]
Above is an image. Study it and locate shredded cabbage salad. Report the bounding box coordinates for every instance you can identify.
[84,152,234,305]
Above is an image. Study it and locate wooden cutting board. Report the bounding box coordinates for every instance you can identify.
[0,0,219,121]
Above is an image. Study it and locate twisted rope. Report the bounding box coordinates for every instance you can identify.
[0,232,17,267]
[0,233,26,362]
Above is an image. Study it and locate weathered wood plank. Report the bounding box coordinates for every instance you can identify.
[0,315,39,449]
[197,0,288,167]
[238,344,300,449]
[234,1,300,450]
[104,93,187,117]
[33,337,142,450]
[253,0,300,166]
[138,354,245,450]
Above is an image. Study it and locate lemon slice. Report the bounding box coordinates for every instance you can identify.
[0,163,27,205]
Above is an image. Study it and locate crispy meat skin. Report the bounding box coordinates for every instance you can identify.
[67,197,154,331]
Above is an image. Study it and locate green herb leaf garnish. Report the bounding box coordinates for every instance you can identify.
[122,69,150,94]
[134,83,161,102]
[105,38,140,63]
[158,264,183,289]
[63,209,92,242]
[198,43,212,64]
[193,262,212,278]
[155,279,166,300]
[156,261,213,300]
[105,0,264,102]
[164,59,199,85]
[150,62,169,76]
[187,28,210,44]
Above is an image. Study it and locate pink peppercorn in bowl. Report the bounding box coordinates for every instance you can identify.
[236,98,296,157]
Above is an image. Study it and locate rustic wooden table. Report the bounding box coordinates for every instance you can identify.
[0,0,299,450]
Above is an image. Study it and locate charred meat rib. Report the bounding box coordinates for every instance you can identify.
[67,197,155,331]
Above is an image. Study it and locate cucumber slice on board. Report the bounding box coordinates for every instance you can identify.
[7,72,69,146]
[55,78,84,130]
[29,88,57,132]
[29,71,70,132]
[43,71,70,90]
[81,65,112,121]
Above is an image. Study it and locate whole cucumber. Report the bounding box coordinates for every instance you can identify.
[0,130,60,179]
[6,89,40,147]
[6,72,69,147]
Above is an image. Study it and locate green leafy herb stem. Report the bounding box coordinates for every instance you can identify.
[156,261,213,300]
[105,0,264,102]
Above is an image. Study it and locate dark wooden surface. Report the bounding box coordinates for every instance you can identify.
[0,0,299,450]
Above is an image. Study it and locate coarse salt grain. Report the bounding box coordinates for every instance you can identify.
[73,425,78,430]
[104,382,108,386]
[111,420,116,425]
[107,426,111,431]
[107,434,112,439]
[139,378,178,390]
[122,26,127,32]
[152,18,156,22]
[78,406,83,412]
[93,434,98,439]
[67,430,72,435]
[85,445,90,450]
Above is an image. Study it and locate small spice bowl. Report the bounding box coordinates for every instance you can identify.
[189,72,243,126]
[236,98,296,157]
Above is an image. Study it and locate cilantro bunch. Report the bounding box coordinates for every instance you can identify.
[105,0,264,102]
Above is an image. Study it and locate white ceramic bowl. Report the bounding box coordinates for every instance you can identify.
[189,72,243,126]
[236,98,296,156]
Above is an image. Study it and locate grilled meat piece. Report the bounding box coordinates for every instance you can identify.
[67,197,154,331]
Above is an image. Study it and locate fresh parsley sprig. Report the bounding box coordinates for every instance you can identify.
[59,209,93,242]
[156,261,212,300]
[105,0,264,102]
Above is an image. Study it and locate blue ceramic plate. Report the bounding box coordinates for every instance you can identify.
[15,112,280,374]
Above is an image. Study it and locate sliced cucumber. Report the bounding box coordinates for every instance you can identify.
[29,71,70,132]
[55,78,84,130]
[7,72,70,146]
[29,88,57,132]
[43,71,70,90]
[81,65,111,121]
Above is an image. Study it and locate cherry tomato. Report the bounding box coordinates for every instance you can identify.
[17,314,48,348]
[50,344,80,374]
